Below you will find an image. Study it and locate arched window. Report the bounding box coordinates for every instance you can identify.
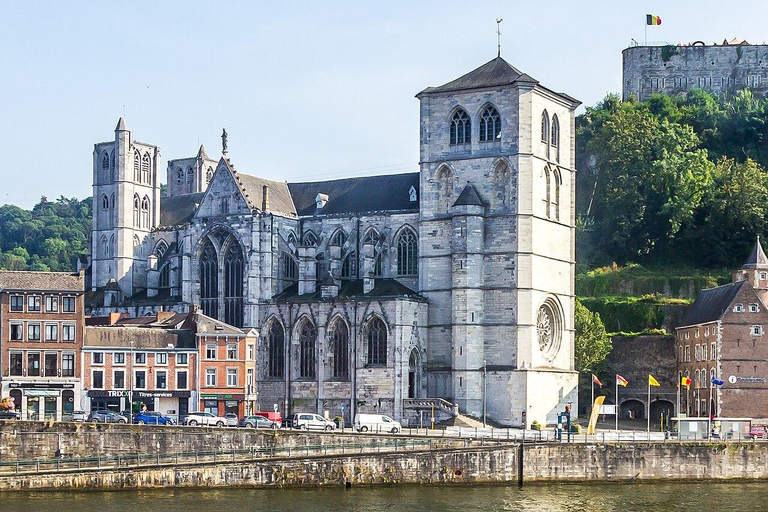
[450,108,471,145]
[329,318,349,380]
[363,228,379,245]
[186,167,194,184]
[551,114,560,162]
[281,252,298,289]
[436,165,454,213]
[158,264,170,289]
[287,232,298,249]
[479,106,501,142]
[200,238,218,319]
[298,320,316,379]
[141,196,150,228]
[101,194,109,210]
[267,320,284,378]
[141,153,151,184]
[101,236,109,258]
[544,166,552,219]
[133,194,140,227]
[223,239,244,327]
[366,317,387,366]
[133,150,141,181]
[330,229,346,247]
[396,228,418,276]
[177,168,184,184]
[110,193,116,225]
[110,151,116,179]
[133,235,141,257]
[373,254,383,277]
[154,240,168,259]
[341,251,357,279]
[541,111,550,143]
[492,161,511,209]
[101,152,110,176]
[108,235,114,260]
[206,167,214,182]
[552,168,561,221]
[303,231,317,246]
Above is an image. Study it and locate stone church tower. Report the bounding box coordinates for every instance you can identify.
[417,57,580,426]
[91,118,161,300]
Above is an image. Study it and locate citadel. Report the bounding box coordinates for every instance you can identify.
[86,56,580,427]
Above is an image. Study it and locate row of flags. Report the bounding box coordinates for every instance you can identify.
[592,373,726,389]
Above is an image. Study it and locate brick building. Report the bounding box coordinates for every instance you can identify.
[0,271,85,421]
[676,239,768,419]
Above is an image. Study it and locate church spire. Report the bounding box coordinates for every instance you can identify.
[115,116,127,132]
[742,235,768,269]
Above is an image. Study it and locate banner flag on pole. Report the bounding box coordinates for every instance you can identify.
[649,374,661,387]
[711,377,724,386]
[592,374,603,388]
[587,395,606,435]
[646,14,662,26]
[682,376,691,388]
[616,374,629,387]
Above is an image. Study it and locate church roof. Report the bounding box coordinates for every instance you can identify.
[273,278,425,302]
[288,173,420,216]
[680,280,747,326]
[197,144,208,160]
[115,117,127,131]
[159,193,205,227]
[418,57,537,95]
[742,237,768,269]
[453,183,486,207]
[234,171,297,216]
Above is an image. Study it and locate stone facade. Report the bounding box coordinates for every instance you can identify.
[623,42,768,102]
[86,57,580,427]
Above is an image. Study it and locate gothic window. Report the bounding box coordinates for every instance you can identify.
[329,318,349,380]
[110,193,116,225]
[341,251,357,279]
[436,165,454,213]
[109,235,114,260]
[200,238,218,319]
[551,114,561,162]
[303,231,317,246]
[223,239,244,328]
[315,253,326,281]
[159,264,170,289]
[479,105,501,142]
[110,150,116,177]
[154,240,168,259]
[492,161,511,209]
[206,167,214,182]
[396,228,418,276]
[267,320,284,378]
[133,194,140,227]
[281,252,298,289]
[330,229,346,247]
[541,111,550,143]
[298,320,316,379]
[366,317,387,366]
[133,235,141,257]
[177,169,184,184]
[101,194,109,210]
[101,152,110,177]
[373,254,383,277]
[186,167,194,184]
[133,150,141,181]
[544,166,552,219]
[552,168,561,221]
[450,108,471,145]
[101,236,109,258]
[287,232,298,250]
[141,153,151,184]
[141,196,150,228]
[363,228,379,245]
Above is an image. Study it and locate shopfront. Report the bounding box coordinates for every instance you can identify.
[7,382,77,421]
[88,390,191,421]
[200,393,244,417]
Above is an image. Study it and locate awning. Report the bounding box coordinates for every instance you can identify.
[25,390,60,397]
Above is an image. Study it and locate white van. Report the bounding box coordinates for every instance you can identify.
[354,413,402,433]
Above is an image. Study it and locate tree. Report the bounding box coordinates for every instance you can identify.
[574,300,611,373]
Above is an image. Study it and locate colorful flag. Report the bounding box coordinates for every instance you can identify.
[616,374,628,387]
[646,14,662,26]
[711,377,725,386]
[592,374,603,388]
[649,374,660,387]
[682,376,692,388]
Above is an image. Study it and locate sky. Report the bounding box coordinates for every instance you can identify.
[1,1,768,209]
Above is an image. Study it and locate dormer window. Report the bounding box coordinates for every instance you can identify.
[734,303,745,313]
[409,186,417,202]
[749,303,759,313]
[315,193,329,210]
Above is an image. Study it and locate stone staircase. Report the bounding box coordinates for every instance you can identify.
[403,398,486,428]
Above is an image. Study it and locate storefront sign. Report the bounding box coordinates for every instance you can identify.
[199,394,244,400]
[728,375,767,384]
[9,382,75,389]
[89,390,192,398]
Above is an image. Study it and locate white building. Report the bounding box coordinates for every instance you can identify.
[86,57,580,427]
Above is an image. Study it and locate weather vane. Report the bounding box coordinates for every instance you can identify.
[496,18,503,57]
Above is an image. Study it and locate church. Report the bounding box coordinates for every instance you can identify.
[87,56,580,427]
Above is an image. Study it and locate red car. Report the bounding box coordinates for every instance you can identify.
[747,427,767,439]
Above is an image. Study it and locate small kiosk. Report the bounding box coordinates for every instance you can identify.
[673,417,752,440]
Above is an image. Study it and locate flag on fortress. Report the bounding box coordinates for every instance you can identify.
[646,14,662,26]
[711,377,725,386]
[616,374,628,387]
[649,374,660,387]
[592,374,602,388]
[682,376,692,388]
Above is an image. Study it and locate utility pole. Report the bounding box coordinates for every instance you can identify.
[482,359,487,427]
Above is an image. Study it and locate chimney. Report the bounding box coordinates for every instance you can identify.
[262,185,270,211]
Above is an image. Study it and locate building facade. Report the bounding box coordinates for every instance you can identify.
[623,41,768,102]
[86,57,580,427]
[676,239,768,419]
[0,271,85,421]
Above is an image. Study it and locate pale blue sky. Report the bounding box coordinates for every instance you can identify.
[1,1,767,208]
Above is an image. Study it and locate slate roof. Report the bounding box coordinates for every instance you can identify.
[159,193,205,227]
[194,312,246,336]
[288,173,420,216]
[0,271,84,293]
[680,281,747,326]
[741,237,768,269]
[234,171,297,216]
[273,278,425,303]
[84,326,196,349]
[418,57,537,95]
[453,183,486,207]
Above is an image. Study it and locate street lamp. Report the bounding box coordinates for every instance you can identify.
[129,339,134,423]
[482,359,487,428]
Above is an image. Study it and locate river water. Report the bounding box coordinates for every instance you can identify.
[0,482,766,511]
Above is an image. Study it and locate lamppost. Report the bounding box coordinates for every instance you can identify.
[129,339,134,423]
[482,359,487,428]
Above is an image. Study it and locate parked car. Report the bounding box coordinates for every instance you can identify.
[182,411,227,427]
[134,411,175,425]
[253,411,283,426]
[239,415,280,429]
[71,410,88,422]
[88,410,128,423]
[224,413,238,427]
[292,413,336,431]
[746,427,768,439]
[354,413,402,434]
[0,410,20,420]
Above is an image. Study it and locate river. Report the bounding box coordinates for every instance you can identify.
[0,482,765,511]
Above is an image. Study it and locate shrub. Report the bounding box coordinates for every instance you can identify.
[530,420,542,431]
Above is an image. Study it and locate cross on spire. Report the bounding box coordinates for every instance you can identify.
[496,18,503,57]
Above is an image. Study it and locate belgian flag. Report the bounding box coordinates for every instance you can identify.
[646,14,662,26]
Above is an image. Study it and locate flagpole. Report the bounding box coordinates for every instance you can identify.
[647,377,651,433]
[676,382,680,428]
[591,376,595,414]
[615,376,619,433]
